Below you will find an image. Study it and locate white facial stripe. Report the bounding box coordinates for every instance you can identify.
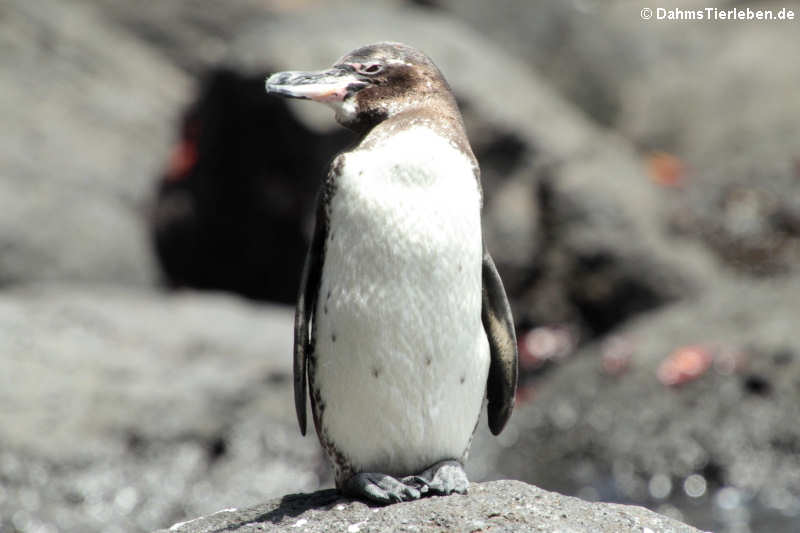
[328,98,358,122]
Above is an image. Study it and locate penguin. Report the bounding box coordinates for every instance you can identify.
[265,42,517,504]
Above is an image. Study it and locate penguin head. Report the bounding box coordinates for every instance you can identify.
[266,42,456,133]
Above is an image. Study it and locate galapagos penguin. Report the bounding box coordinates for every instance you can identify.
[266,42,518,504]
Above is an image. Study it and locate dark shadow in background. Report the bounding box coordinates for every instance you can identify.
[152,68,353,303]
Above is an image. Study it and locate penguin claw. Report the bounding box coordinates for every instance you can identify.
[400,475,431,493]
[342,472,422,504]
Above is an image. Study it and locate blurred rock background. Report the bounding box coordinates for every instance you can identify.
[1,0,798,532]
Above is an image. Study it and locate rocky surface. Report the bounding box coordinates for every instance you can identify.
[155,480,702,533]
[0,0,188,287]
[437,0,800,277]
[481,279,800,532]
[0,285,324,533]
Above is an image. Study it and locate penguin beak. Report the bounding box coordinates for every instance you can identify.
[266,67,368,102]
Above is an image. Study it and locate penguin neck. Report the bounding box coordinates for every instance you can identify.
[356,107,475,166]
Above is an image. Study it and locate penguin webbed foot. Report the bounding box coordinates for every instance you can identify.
[342,472,424,504]
[404,459,469,496]
[342,461,468,505]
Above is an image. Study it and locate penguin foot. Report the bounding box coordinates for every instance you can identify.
[405,459,469,496]
[342,472,424,504]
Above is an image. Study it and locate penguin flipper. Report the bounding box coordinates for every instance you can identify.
[481,247,518,435]
[293,212,322,436]
[294,157,339,435]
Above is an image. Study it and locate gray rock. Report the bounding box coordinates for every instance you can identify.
[613,4,800,277]
[155,480,702,533]
[0,0,189,286]
[75,0,274,75]
[0,284,325,533]
[428,0,637,127]
[489,278,800,532]
[437,0,800,277]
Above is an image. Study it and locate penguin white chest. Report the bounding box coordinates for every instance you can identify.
[313,126,489,477]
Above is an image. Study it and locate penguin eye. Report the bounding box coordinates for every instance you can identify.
[357,63,383,75]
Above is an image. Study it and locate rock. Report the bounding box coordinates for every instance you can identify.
[486,278,800,532]
[0,0,189,287]
[436,0,800,277]
[75,0,272,75]
[154,480,702,533]
[425,0,637,127]
[0,284,325,533]
[611,5,800,278]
